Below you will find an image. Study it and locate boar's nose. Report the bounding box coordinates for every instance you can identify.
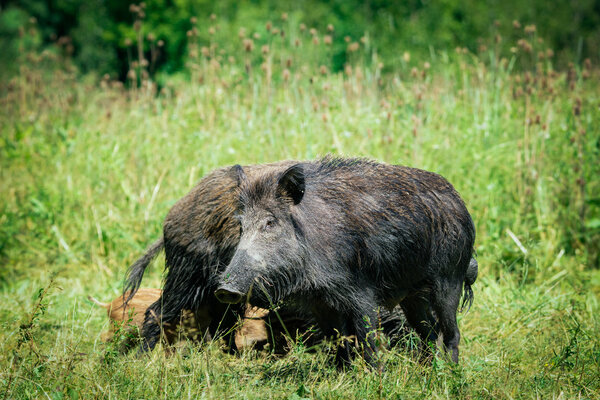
[214,285,244,304]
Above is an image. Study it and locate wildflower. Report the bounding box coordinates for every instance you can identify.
[266,21,272,32]
[261,45,269,55]
[360,36,367,44]
[309,28,317,36]
[344,36,351,43]
[348,42,359,52]
[423,62,430,70]
[201,46,210,57]
[147,33,155,41]
[281,12,288,21]
[524,24,536,34]
[403,52,410,62]
[411,67,418,78]
[312,36,320,45]
[512,20,521,29]
[324,35,332,45]
[319,65,328,75]
[282,68,290,82]
[124,38,133,46]
[327,24,334,32]
[210,13,216,21]
[208,27,215,35]
[253,33,260,39]
[190,17,197,24]
[300,23,306,32]
[238,28,246,39]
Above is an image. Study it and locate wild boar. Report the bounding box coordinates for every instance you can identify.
[215,156,476,367]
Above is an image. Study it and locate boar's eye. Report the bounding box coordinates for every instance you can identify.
[263,218,276,231]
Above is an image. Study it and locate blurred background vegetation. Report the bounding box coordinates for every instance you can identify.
[1,0,599,81]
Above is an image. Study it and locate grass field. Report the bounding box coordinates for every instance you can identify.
[1,20,600,399]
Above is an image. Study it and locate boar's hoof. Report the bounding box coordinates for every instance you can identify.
[214,286,244,304]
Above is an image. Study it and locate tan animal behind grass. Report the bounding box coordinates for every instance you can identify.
[89,288,269,351]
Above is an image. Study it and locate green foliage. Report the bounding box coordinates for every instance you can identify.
[1,13,600,399]
[2,0,600,78]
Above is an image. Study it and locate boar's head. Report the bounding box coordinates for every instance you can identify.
[215,164,307,308]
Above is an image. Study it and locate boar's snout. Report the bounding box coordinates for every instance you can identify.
[215,285,245,304]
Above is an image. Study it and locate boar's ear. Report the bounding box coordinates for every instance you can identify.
[228,164,248,187]
[276,164,305,205]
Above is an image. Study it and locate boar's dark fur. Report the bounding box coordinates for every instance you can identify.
[216,156,476,366]
[123,161,298,352]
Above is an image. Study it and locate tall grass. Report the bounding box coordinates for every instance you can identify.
[1,12,599,399]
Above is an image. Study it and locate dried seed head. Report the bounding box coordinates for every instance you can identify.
[344,36,351,43]
[319,65,328,75]
[124,38,133,46]
[345,64,352,76]
[147,33,155,41]
[238,28,246,39]
[524,24,536,34]
[403,52,410,62]
[282,68,290,81]
[281,12,288,21]
[423,61,430,70]
[360,36,367,44]
[495,34,502,44]
[584,58,592,70]
[208,27,215,35]
[133,21,142,31]
[312,36,320,45]
[294,38,301,47]
[327,24,334,32]
[210,13,216,21]
[411,67,418,78]
[324,35,332,45]
[243,39,254,52]
[512,20,521,29]
[266,21,272,32]
[309,28,317,36]
[127,69,136,80]
[347,42,359,52]
[190,17,197,24]
[300,23,306,32]
[261,44,269,55]
[253,32,260,39]
[201,46,210,57]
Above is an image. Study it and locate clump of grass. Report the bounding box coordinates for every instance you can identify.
[1,11,599,399]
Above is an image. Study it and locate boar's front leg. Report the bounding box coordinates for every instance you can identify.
[312,301,380,369]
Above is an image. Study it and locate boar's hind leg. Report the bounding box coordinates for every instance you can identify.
[431,280,463,363]
[399,295,439,361]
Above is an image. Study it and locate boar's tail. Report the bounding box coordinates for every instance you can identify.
[122,238,164,305]
[460,257,478,312]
